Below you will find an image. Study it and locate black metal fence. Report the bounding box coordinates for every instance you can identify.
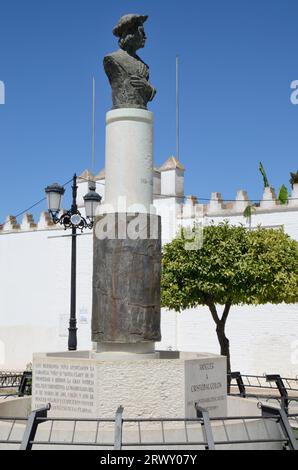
[229,371,298,423]
[0,403,297,450]
[229,372,298,395]
[0,370,297,449]
[0,371,32,398]
[196,404,298,451]
[0,373,23,389]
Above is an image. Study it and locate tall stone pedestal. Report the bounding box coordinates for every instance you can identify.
[32,351,227,419]
[92,213,161,348]
[92,107,161,356]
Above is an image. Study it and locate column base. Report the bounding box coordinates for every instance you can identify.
[92,342,158,360]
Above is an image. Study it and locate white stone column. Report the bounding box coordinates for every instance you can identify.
[104,108,154,213]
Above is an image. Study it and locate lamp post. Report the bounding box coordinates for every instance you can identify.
[45,174,101,351]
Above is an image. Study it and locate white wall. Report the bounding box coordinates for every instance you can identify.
[0,227,94,369]
[158,205,298,377]
[0,182,298,376]
[158,305,298,377]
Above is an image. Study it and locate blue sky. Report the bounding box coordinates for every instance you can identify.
[0,0,298,222]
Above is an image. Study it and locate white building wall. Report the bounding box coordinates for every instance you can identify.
[0,175,298,376]
[0,226,96,369]
[158,305,298,378]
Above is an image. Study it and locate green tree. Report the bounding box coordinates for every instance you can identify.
[161,223,298,376]
[278,184,289,205]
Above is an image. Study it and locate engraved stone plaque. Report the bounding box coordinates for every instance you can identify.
[184,355,227,418]
[33,359,96,417]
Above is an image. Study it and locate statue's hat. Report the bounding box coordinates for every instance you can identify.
[113,14,148,38]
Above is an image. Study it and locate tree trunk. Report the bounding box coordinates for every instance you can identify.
[206,298,232,393]
[216,322,231,379]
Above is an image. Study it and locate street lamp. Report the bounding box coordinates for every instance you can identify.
[45,174,101,351]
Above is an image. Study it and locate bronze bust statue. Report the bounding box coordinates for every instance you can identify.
[104,14,156,110]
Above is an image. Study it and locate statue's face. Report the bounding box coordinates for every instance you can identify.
[119,24,147,53]
[135,25,146,49]
[126,25,146,52]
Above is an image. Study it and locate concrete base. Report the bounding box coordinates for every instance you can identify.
[0,396,31,418]
[32,351,227,419]
[93,342,158,360]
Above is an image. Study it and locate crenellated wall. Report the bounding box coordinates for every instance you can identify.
[1,212,57,234]
[0,163,298,375]
[203,185,298,216]
[3,183,298,237]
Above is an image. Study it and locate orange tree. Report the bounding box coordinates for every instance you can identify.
[161,222,298,375]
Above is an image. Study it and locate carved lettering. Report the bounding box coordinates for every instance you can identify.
[34,363,95,415]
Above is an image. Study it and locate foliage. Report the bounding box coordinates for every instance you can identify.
[290,171,298,188]
[161,222,298,375]
[243,205,256,219]
[259,162,270,188]
[257,165,298,204]
[162,222,298,310]
[278,184,289,205]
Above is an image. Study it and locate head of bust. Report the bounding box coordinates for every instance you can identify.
[113,14,148,54]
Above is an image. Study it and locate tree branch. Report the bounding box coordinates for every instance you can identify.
[221,302,231,326]
[205,295,220,326]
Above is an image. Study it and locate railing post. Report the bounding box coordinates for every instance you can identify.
[114,406,124,451]
[19,404,50,451]
[18,371,32,397]
[266,374,289,415]
[195,404,215,450]
[230,371,246,397]
[261,404,298,450]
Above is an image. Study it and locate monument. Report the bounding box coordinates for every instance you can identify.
[92,13,160,357]
[32,14,227,420]
[103,14,156,110]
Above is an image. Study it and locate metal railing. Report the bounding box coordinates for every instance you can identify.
[0,373,23,389]
[229,372,298,419]
[1,370,297,449]
[0,416,28,448]
[0,371,32,398]
[195,405,298,451]
[229,372,298,393]
[0,403,296,450]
